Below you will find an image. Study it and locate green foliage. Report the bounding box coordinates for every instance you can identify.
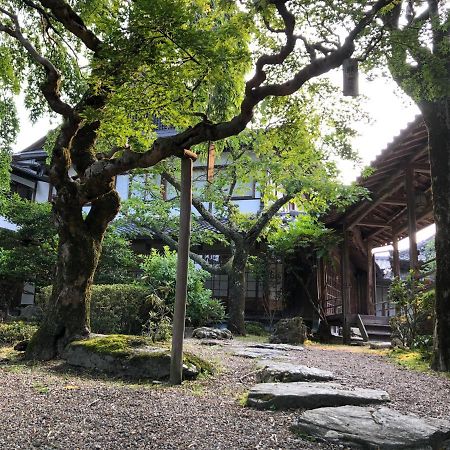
[388,273,435,348]
[140,247,225,327]
[245,321,268,336]
[0,321,38,346]
[0,195,139,288]
[268,215,340,259]
[0,195,57,287]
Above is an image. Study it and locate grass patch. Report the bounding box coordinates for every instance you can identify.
[237,392,249,407]
[389,348,431,372]
[32,382,49,394]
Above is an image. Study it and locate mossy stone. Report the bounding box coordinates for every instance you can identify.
[64,334,212,380]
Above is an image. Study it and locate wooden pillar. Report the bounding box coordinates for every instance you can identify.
[170,150,197,385]
[341,229,351,344]
[405,167,419,272]
[367,240,375,315]
[392,235,400,278]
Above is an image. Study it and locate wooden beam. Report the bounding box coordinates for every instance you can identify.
[357,220,392,228]
[367,240,375,315]
[412,163,431,174]
[346,149,426,229]
[380,196,407,206]
[341,229,352,344]
[392,235,400,279]
[405,167,419,272]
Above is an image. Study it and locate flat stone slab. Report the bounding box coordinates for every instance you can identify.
[247,382,390,410]
[293,406,450,449]
[248,343,304,352]
[233,348,290,359]
[256,361,334,383]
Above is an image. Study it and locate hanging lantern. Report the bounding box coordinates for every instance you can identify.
[343,58,359,97]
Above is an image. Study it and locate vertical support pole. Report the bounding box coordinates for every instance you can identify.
[341,229,351,344]
[367,240,375,316]
[170,152,196,385]
[391,235,401,316]
[392,235,400,278]
[405,167,419,272]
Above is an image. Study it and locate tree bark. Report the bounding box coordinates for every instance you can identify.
[227,247,248,335]
[422,99,450,371]
[26,190,120,360]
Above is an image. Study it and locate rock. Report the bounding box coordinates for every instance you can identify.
[63,334,211,380]
[13,340,29,351]
[293,405,450,449]
[248,343,304,352]
[192,327,233,340]
[247,382,390,410]
[370,341,392,350]
[233,348,290,359]
[270,317,307,345]
[20,305,44,322]
[256,361,334,383]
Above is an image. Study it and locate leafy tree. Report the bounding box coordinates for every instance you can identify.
[0,0,395,358]
[268,214,341,341]
[0,195,138,293]
[367,1,450,371]
[124,104,366,334]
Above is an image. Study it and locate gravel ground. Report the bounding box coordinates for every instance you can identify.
[0,339,449,450]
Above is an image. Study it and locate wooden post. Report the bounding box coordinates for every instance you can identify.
[367,240,375,315]
[392,235,400,278]
[170,150,197,385]
[405,167,419,272]
[341,229,351,344]
[343,58,359,97]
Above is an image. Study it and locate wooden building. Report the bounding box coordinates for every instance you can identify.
[314,116,433,342]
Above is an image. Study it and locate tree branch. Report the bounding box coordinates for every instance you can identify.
[162,172,242,242]
[245,193,294,244]
[37,0,102,52]
[149,227,229,275]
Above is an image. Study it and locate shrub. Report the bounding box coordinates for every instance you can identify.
[38,284,153,335]
[140,247,225,327]
[0,321,38,345]
[245,321,268,336]
[388,273,434,348]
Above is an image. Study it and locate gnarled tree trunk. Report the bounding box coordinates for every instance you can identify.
[227,247,248,335]
[423,99,450,371]
[26,190,120,360]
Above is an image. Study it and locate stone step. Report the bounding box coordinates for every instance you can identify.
[293,405,450,449]
[246,382,390,410]
[256,361,334,383]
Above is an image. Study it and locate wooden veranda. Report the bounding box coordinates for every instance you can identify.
[320,116,434,342]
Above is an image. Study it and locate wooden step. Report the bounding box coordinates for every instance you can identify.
[357,314,392,342]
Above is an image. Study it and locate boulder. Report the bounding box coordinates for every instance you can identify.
[20,305,44,322]
[247,382,390,410]
[293,405,450,449]
[270,317,307,345]
[192,327,233,340]
[256,361,334,383]
[63,334,212,380]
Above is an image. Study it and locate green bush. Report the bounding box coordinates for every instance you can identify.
[245,321,268,336]
[38,284,153,335]
[0,321,38,345]
[140,247,225,327]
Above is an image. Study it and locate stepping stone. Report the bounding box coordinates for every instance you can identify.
[247,382,389,410]
[248,343,304,352]
[256,361,334,383]
[233,348,290,359]
[293,405,450,449]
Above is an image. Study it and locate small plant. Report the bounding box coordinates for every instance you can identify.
[388,273,434,348]
[0,321,38,345]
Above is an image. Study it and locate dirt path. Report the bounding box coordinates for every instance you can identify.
[0,339,449,450]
